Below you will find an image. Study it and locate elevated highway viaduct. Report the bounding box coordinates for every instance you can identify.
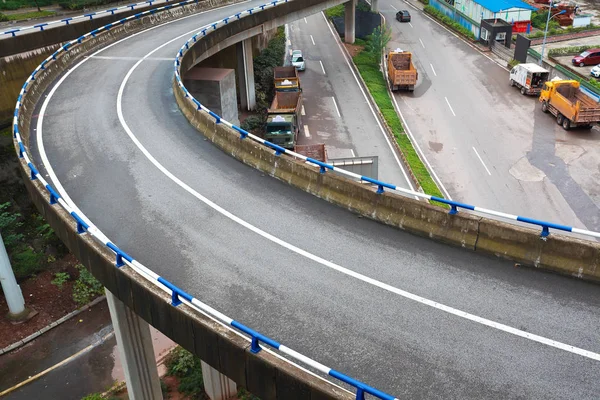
[10,0,600,399]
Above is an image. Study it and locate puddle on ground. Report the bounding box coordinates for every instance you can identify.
[429,141,443,153]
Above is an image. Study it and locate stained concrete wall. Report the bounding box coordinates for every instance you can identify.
[173,0,600,282]
[14,1,356,399]
[184,67,239,125]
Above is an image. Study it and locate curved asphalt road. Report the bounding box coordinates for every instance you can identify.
[28,2,600,398]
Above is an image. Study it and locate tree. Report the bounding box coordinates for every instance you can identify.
[370,24,392,65]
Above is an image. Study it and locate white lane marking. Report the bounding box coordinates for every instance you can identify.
[472,147,492,176]
[119,33,600,362]
[391,4,397,10]
[87,55,173,60]
[419,38,425,48]
[287,39,291,46]
[445,96,456,116]
[332,97,341,117]
[36,0,237,228]
[319,60,326,75]
[301,105,306,116]
[430,63,437,76]
[350,149,356,157]
[304,125,311,138]
[384,50,452,200]
[310,34,315,45]
[321,12,415,193]
[408,22,413,28]
[42,2,600,366]
[289,49,293,56]
[304,17,308,24]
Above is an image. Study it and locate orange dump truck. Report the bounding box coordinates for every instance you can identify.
[539,79,600,130]
[387,50,418,92]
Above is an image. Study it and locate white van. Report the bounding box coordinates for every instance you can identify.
[509,63,550,96]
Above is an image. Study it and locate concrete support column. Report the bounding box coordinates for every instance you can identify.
[0,232,27,320]
[106,290,163,400]
[237,38,256,111]
[345,0,356,44]
[371,0,379,12]
[201,361,237,400]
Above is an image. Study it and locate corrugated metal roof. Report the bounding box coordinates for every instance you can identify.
[474,0,536,13]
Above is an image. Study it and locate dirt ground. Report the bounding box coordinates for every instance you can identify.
[344,43,364,58]
[0,254,83,349]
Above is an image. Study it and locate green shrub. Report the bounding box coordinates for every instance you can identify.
[419,0,429,4]
[72,264,103,305]
[548,45,600,57]
[240,115,265,132]
[424,6,476,40]
[530,11,560,30]
[588,78,600,90]
[81,395,103,400]
[508,59,520,69]
[165,347,205,397]
[325,4,344,19]
[51,272,70,289]
[238,387,261,400]
[253,26,286,112]
[0,13,9,22]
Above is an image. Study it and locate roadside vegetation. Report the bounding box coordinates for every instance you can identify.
[423,5,476,40]
[351,34,445,198]
[240,26,286,134]
[548,45,600,57]
[323,5,445,199]
[527,11,600,39]
[0,10,54,20]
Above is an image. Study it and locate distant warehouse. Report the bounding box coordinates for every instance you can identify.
[429,0,535,38]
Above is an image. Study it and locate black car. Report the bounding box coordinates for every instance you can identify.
[396,10,411,22]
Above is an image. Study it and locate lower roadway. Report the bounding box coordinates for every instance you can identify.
[28,1,600,398]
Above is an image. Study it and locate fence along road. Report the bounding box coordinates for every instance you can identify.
[20,0,600,398]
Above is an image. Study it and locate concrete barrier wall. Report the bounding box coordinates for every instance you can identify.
[14,2,354,399]
[174,5,600,282]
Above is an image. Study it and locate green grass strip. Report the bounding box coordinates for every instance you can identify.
[2,10,55,20]
[351,46,445,200]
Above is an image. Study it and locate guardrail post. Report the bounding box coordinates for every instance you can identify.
[106,290,163,400]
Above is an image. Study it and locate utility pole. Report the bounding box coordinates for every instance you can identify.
[0,232,29,320]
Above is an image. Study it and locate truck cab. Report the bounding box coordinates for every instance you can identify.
[265,114,297,149]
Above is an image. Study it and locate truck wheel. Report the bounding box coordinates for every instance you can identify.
[520,87,527,95]
[510,79,515,87]
[557,114,564,125]
[541,101,549,113]
[562,119,571,130]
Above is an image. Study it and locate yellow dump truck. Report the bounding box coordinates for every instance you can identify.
[266,91,302,149]
[274,66,301,92]
[387,50,418,92]
[539,79,600,130]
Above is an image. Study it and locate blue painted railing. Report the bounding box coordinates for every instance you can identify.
[12,1,400,399]
[1,0,168,37]
[172,4,600,241]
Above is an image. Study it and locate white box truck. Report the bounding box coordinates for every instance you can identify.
[509,63,550,95]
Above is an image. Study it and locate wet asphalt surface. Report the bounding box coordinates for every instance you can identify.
[18,1,600,399]
[383,0,600,231]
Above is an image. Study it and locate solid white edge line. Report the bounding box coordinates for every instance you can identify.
[304,17,308,23]
[320,11,416,193]
[123,9,600,365]
[444,96,456,116]
[472,147,492,176]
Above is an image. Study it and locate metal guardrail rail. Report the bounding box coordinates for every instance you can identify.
[12,1,402,399]
[1,0,170,36]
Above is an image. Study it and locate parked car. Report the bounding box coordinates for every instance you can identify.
[396,10,411,22]
[291,50,305,71]
[591,64,600,78]
[572,49,600,67]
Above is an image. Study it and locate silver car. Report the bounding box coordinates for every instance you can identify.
[291,50,305,71]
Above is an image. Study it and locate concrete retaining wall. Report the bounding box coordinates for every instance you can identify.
[14,1,354,399]
[174,3,600,282]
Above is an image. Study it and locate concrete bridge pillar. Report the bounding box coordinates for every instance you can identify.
[237,38,256,111]
[345,0,356,44]
[201,360,237,400]
[106,290,163,400]
[371,0,379,12]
